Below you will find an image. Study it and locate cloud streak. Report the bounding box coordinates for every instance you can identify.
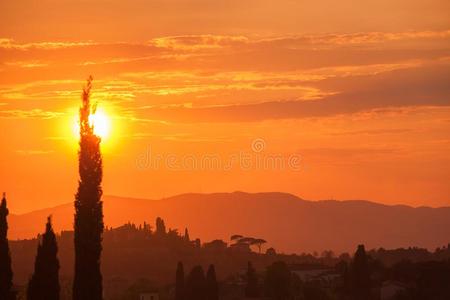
[128,62,450,122]
[0,109,64,119]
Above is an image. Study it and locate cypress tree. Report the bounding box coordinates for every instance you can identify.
[351,244,371,300]
[264,261,291,300]
[185,266,206,300]
[73,77,104,300]
[175,262,185,300]
[27,216,60,300]
[245,262,259,297]
[205,264,218,300]
[0,193,14,300]
[184,228,190,242]
[155,217,166,236]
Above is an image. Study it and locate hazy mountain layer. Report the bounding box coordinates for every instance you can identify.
[9,192,450,253]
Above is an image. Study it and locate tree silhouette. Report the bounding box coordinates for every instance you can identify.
[156,217,166,236]
[230,235,267,253]
[264,261,291,300]
[266,247,277,255]
[237,237,255,244]
[230,234,243,242]
[0,193,14,300]
[175,261,185,300]
[73,77,104,300]
[351,244,371,300]
[251,238,267,254]
[245,262,259,298]
[184,228,190,242]
[205,264,218,300]
[27,216,60,300]
[185,265,206,300]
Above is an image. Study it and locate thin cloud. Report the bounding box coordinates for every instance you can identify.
[4,60,48,68]
[151,35,249,50]
[0,38,96,50]
[15,149,54,155]
[327,128,413,136]
[133,62,450,122]
[0,109,64,119]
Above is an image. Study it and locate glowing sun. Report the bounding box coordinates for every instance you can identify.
[89,109,110,139]
[73,108,111,140]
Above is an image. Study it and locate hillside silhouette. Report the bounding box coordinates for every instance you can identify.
[9,192,450,253]
[9,217,450,299]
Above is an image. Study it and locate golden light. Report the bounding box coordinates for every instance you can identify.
[89,109,110,139]
[72,108,111,140]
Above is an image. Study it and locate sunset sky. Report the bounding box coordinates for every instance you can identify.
[1,0,449,213]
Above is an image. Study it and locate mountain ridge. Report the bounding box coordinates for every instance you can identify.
[8,191,450,253]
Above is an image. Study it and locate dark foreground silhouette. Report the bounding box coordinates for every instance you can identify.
[8,216,450,299]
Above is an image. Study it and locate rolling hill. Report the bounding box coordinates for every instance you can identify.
[8,192,450,253]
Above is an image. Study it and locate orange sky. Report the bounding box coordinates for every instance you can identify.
[1,0,449,213]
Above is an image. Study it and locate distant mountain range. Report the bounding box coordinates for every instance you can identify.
[8,192,450,253]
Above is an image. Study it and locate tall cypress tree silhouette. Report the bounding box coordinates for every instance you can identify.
[73,77,104,300]
[0,193,14,300]
[205,264,218,300]
[175,261,185,300]
[27,216,60,300]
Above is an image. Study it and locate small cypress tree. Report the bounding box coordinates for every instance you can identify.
[27,216,60,300]
[175,261,185,300]
[155,217,166,236]
[245,262,259,297]
[0,193,14,300]
[205,264,218,300]
[184,228,190,242]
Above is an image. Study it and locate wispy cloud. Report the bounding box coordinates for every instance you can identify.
[15,149,54,155]
[0,30,448,124]
[327,128,413,136]
[0,38,96,50]
[257,30,450,47]
[4,60,48,68]
[151,35,249,50]
[131,62,450,122]
[0,109,64,119]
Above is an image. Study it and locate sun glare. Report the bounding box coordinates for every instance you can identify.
[89,110,110,139]
[72,108,111,140]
